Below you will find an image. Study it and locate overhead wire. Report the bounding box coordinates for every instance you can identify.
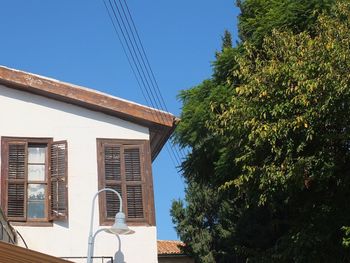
[119,0,168,113]
[106,0,154,109]
[102,0,185,168]
[107,0,182,166]
[113,0,181,159]
[117,0,189,160]
[111,0,159,110]
[102,0,149,106]
[114,1,185,167]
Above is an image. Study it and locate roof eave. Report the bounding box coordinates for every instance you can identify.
[0,66,177,160]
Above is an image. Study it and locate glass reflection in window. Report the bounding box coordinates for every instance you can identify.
[27,184,45,219]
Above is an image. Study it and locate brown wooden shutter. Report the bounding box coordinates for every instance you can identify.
[106,184,122,218]
[104,145,121,181]
[7,143,27,221]
[124,147,144,219]
[126,185,144,218]
[97,139,151,224]
[104,145,122,219]
[124,148,141,181]
[50,141,68,220]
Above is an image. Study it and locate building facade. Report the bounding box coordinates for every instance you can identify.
[0,66,176,263]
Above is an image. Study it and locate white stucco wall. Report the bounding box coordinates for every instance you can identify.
[0,85,158,263]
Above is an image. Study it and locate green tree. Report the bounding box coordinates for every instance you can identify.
[172,37,242,263]
[171,0,350,262]
[221,29,233,50]
[237,0,334,46]
[212,1,350,261]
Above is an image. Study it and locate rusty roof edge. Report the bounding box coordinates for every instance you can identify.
[150,117,179,162]
[0,66,179,160]
[0,66,176,128]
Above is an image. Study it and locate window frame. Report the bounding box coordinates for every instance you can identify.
[97,139,155,226]
[1,137,68,226]
[26,143,50,222]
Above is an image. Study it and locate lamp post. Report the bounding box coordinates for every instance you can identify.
[87,188,134,263]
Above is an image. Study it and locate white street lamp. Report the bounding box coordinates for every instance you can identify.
[87,188,135,263]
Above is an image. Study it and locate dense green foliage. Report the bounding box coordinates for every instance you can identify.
[171,0,350,262]
[237,0,334,46]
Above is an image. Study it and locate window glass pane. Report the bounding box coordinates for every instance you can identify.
[27,184,46,219]
[28,184,45,201]
[28,201,45,219]
[28,146,46,163]
[28,165,45,181]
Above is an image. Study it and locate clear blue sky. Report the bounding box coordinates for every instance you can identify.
[0,1,240,240]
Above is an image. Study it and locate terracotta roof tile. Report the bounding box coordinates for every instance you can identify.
[157,240,185,255]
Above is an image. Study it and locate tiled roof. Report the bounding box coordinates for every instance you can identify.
[157,240,185,255]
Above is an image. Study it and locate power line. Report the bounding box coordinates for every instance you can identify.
[119,0,168,112]
[102,0,150,106]
[102,0,185,167]
[114,0,179,143]
[106,0,154,109]
[116,0,187,162]
[107,0,183,166]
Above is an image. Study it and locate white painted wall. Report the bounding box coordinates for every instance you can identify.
[0,85,158,263]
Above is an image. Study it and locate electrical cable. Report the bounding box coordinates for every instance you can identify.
[16,230,28,249]
[102,0,149,106]
[106,0,155,109]
[117,0,167,114]
[116,0,185,163]
[106,0,183,166]
[102,0,185,167]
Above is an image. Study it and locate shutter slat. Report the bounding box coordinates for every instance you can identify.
[8,144,25,180]
[105,184,122,219]
[99,141,146,223]
[50,141,68,220]
[104,146,121,181]
[126,185,144,218]
[7,184,25,218]
[124,148,141,182]
[7,143,26,220]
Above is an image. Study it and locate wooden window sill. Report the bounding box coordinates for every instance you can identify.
[10,221,53,227]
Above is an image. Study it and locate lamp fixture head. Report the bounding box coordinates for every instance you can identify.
[104,212,135,235]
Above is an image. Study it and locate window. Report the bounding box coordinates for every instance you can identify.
[1,138,68,224]
[97,139,155,226]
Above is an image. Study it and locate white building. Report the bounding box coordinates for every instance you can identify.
[0,66,177,263]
